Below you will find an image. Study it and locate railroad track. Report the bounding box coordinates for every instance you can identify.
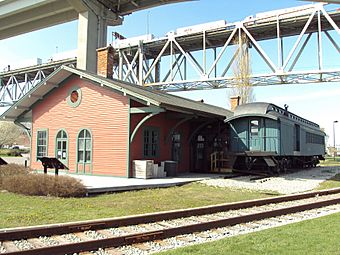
[1,188,340,255]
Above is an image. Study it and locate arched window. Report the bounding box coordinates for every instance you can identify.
[55,130,68,164]
[77,129,92,164]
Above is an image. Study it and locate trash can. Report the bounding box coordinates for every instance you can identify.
[164,160,178,177]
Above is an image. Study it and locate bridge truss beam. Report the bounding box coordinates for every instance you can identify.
[113,4,340,91]
[0,58,76,106]
[0,4,339,106]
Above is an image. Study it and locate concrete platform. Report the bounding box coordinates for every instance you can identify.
[66,173,224,194]
[1,156,29,165]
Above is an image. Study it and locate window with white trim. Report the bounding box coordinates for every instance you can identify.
[37,130,48,159]
[77,129,92,163]
[56,130,68,162]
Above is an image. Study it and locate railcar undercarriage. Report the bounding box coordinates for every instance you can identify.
[232,151,323,175]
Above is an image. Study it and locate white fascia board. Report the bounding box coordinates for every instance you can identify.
[63,66,161,107]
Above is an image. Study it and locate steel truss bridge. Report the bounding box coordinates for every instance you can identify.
[0,3,339,106]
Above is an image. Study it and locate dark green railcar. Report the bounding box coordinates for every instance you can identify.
[225,102,325,174]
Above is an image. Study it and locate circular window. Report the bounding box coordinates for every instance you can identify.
[70,91,79,103]
[67,86,82,108]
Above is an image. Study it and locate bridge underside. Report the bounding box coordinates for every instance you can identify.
[0,0,190,40]
[0,0,190,73]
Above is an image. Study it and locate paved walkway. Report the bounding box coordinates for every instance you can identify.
[64,173,223,194]
[8,156,225,193]
[1,156,29,165]
[10,156,337,194]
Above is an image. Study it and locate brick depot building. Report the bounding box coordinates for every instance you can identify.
[1,47,232,177]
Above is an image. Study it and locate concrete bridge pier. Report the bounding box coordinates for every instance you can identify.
[70,1,122,73]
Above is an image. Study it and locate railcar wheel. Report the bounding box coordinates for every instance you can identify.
[280,158,288,174]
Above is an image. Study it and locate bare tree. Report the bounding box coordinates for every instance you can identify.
[0,122,23,148]
[230,33,255,104]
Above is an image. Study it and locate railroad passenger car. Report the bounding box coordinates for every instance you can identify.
[225,102,325,174]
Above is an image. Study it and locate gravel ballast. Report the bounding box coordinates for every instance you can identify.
[199,166,340,194]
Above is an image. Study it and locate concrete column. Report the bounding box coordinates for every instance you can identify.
[77,10,107,72]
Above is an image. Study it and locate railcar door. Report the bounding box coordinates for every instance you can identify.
[249,119,262,151]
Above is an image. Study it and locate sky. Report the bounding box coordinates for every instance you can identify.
[0,0,339,146]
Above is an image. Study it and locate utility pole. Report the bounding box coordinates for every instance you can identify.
[333,120,338,160]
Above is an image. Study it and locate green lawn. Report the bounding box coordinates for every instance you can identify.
[158,212,340,255]
[0,183,274,229]
[316,158,340,189]
[317,173,340,190]
[0,148,27,157]
[320,157,340,167]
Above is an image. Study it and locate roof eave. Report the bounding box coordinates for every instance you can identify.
[0,66,71,122]
[161,103,230,119]
[225,113,278,122]
[62,66,161,107]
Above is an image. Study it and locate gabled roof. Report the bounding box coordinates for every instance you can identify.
[1,66,233,122]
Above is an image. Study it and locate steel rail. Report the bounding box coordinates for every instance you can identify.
[2,193,340,255]
[1,188,340,242]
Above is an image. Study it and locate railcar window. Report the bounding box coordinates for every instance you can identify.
[250,120,259,136]
[306,132,324,144]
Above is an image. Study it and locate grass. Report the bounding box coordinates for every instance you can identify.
[158,212,340,255]
[316,157,340,189]
[320,157,340,167]
[0,148,27,157]
[0,183,274,229]
[317,173,340,190]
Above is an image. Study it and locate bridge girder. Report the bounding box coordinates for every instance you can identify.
[0,0,191,40]
[112,4,340,90]
[0,0,191,73]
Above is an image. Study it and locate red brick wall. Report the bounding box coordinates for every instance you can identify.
[31,76,129,176]
[97,46,114,78]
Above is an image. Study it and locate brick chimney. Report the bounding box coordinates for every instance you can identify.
[230,96,240,111]
[96,45,114,78]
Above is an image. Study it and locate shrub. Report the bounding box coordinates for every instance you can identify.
[19,148,30,154]
[2,174,86,197]
[0,149,12,156]
[6,149,21,157]
[0,164,29,188]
